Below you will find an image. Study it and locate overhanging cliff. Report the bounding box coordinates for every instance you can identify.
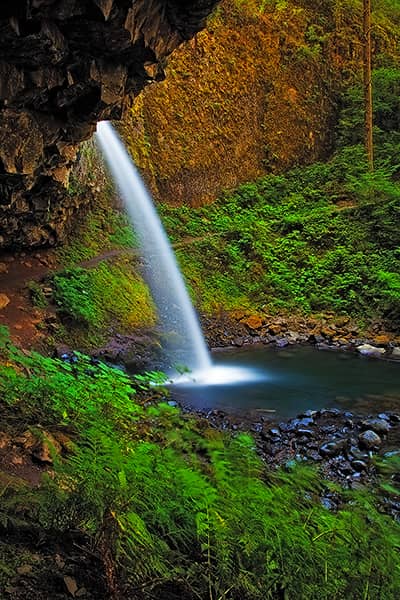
[0,0,218,248]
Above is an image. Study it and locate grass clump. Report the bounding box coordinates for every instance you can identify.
[0,328,400,599]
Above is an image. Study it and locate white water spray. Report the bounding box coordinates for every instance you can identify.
[96,121,211,374]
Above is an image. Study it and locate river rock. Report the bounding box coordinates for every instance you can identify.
[356,344,386,357]
[351,460,368,472]
[361,418,390,435]
[288,417,314,432]
[319,438,348,457]
[269,427,281,439]
[373,334,391,346]
[0,293,10,309]
[391,347,400,359]
[377,413,391,421]
[359,430,382,450]
[295,428,314,438]
[276,338,289,348]
[241,315,263,331]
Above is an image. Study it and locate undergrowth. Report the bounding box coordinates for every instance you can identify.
[52,258,156,334]
[160,141,400,326]
[0,328,400,599]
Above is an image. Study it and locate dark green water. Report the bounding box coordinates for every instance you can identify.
[172,345,400,419]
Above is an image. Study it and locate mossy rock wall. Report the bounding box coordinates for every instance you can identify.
[119,1,370,206]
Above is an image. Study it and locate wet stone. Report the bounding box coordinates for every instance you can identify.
[269,427,281,437]
[295,428,314,438]
[321,408,341,417]
[288,417,314,431]
[361,418,390,435]
[301,410,318,418]
[378,413,391,421]
[276,338,289,348]
[359,430,382,450]
[321,496,335,510]
[383,450,400,459]
[351,460,368,472]
[337,461,353,475]
[251,422,263,434]
[348,446,369,461]
[321,425,336,434]
[320,438,348,457]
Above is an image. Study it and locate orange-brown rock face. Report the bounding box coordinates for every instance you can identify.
[0,0,218,248]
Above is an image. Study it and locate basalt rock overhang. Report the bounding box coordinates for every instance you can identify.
[0,0,218,248]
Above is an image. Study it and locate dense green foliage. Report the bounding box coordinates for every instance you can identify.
[161,143,400,324]
[159,66,400,327]
[52,259,155,333]
[1,329,400,599]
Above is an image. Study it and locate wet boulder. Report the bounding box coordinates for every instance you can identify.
[359,430,382,450]
[357,344,386,357]
[360,418,390,435]
[319,438,348,457]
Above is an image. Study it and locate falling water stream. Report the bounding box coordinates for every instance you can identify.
[96,121,258,384]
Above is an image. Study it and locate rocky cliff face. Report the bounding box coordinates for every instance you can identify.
[0,0,218,249]
[122,0,398,207]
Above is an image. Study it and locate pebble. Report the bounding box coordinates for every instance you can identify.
[320,439,348,457]
[0,293,10,309]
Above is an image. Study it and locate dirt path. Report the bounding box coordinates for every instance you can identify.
[0,247,137,349]
[0,250,58,348]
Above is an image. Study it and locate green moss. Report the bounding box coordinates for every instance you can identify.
[52,259,156,336]
[27,281,48,309]
[58,204,136,267]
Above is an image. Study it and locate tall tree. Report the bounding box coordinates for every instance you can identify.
[363,0,374,170]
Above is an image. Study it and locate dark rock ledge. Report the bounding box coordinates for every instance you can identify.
[0,0,219,249]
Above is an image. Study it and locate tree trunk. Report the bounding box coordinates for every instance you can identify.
[363,0,374,171]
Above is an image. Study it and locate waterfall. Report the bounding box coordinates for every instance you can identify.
[95,121,212,375]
